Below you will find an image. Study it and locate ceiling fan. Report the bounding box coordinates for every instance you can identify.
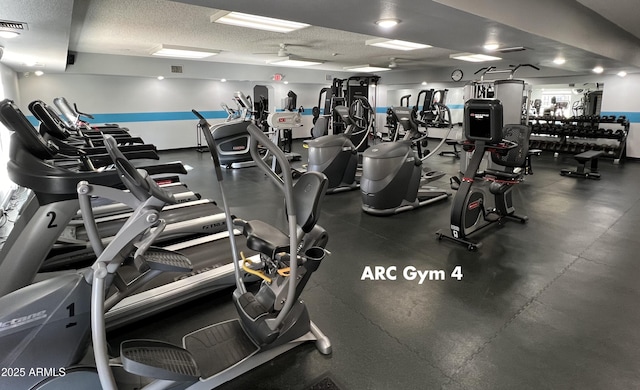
[388,57,415,69]
[254,43,310,57]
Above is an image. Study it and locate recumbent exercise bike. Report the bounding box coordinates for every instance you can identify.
[436,99,529,250]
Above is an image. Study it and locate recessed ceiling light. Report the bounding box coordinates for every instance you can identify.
[220,78,227,82]
[592,66,604,74]
[151,44,219,59]
[34,70,44,76]
[450,53,501,62]
[365,38,431,51]
[344,65,390,72]
[375,19,400,28]
[617,71,627,77]
[0,30,19,39]
[157,76,165,80]
[483,43,499,51]
[268,56,323,67]
[284,81,289,85]
[553,57,566,65]
[421,81,428,86]
[211,11,309,33]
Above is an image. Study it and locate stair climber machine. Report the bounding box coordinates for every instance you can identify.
[0,99,256,329]
[304,102,372,193]
[0,122,332,389]
[359,105,453,215]
[435,99,529,251]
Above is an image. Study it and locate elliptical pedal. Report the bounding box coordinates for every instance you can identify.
[120,339,201,381]
[139,247,192,273]
[183,319,259,378]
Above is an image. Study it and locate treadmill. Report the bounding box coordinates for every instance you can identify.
[0,99,260,329]
[9,101,229,269]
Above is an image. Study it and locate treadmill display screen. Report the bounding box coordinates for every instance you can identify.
[468,108,492,140]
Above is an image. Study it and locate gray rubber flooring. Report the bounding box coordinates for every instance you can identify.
[110,141,640,390]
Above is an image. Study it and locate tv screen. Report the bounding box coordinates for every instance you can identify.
[464,99,503,143]
[468,108,492,140]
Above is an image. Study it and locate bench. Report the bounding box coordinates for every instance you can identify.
[560,150,603,179]
[439,139,460,159]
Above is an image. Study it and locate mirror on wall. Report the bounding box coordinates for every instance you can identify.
[529,82,604,118]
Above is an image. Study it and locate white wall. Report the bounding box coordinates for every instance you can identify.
[599,73,640,158]
[18,73,328,149]
[13,56,640,158]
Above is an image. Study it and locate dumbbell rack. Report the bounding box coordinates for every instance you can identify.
[528,115,629,164]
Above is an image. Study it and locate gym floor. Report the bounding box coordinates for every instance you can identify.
[110,140,640,390]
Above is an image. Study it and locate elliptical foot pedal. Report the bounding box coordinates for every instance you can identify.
[120,339,200,381]
[422,170,445,182]
[184,319,259,378]
[137,247,193,273]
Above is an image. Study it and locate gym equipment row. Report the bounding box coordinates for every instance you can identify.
[530,114,629,124]
[528,140,622,156]
[0,121,331,389]
[530,115,629,163]
[531,124,626,140]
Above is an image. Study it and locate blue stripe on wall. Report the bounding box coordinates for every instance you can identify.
[600,111,640,123]
[26,110,230,126]
[25,108,322,127]
[24,104,469,127]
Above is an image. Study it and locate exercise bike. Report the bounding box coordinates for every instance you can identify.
[359,105,451,216]
[436,99,529,250]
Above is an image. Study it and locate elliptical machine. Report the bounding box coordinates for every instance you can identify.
[304,101,370,193]
[436,99,529,250]
[0,123,332,389]
[208,91,255,168]
[359,105,451,216]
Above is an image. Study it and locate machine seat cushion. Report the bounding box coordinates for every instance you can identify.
[485,169,521,181]
[243,220,289,258]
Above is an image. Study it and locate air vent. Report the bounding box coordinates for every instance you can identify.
[0,20,28,31]
[496,46,527,53]
[170,65,183,73]
[325,74,333,81]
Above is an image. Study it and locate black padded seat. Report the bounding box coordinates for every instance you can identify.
[242,220,289,259]
[241,171,328,259]
[484,169,521,181]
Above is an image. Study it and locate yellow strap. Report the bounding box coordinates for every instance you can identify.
[240,252,272,283]
[277,267,290,277]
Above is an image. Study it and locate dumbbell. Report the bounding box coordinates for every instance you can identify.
[614,129,625,140]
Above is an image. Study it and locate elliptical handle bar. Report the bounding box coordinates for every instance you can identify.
[246,122,299,328]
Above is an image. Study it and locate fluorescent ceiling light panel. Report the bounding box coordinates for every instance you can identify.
[0,30,19,38]
[553,57,566,65]
[344,65,390,72]
[366,38,431,51]
[450,53,502,62]
[483,43,499,51]
[617,71,627,77]
[592,66,604,74]
[151,44,219,59]
[268,56,323,67]
[211,11,309,33]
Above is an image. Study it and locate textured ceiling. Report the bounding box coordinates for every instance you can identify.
[1,0,640,77]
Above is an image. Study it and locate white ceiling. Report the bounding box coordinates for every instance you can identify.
[1,0,639,79]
